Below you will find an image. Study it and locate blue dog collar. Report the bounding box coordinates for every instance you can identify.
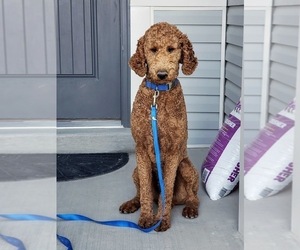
[145,78,179,91]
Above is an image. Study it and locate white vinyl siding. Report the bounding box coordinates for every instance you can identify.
[154,9,225,145]
[243,2,299,142]
[224,1,244,117]
[243,9,266,143]
[268,2,299,118]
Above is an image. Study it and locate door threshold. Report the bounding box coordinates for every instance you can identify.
[0,120,124,130]
[57,120,123,129]
[0,120,55,130]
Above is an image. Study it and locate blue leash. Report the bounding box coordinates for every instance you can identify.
[0,233,26,250]
[0,93,165,249]
[151,105,165,209]
[0,214,65,249]
[57,234,73,250]
[0,231,72,250]
[56,213,161,233]
[0,212,162,250]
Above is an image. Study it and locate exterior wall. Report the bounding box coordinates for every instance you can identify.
[130,1,227,146]
[243,7,268,143]
[224,0,244,118]
[268,1,300,118]
[243,0,299,142]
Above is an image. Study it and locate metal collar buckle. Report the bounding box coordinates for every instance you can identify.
[166,82,172,91]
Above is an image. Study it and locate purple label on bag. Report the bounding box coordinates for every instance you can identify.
[273,162,293,182]
[284,99,296,113]
[244,114,294,174]
[202,113,240,183]
[227,162,240,182]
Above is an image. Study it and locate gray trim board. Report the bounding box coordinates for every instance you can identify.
[120,0,131,128]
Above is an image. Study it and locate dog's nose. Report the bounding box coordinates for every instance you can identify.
[157,71,168,80]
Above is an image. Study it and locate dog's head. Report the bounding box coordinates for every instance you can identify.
[129,22,198,83]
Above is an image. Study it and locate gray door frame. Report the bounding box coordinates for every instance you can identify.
[120,0,130,128]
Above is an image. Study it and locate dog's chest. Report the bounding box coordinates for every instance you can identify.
[131,84,188,150]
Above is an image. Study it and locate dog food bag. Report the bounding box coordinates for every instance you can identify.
[201,101,241,200]
[244,99,295,200]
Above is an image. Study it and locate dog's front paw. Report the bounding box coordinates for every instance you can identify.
[138,215,155,229]
[182,206,198,219]
[119,199,140,214]
[155,218,171,232]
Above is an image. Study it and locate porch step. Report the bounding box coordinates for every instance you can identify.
[58,127,135,154]
[57,120,135,154]
[0,120,135,154]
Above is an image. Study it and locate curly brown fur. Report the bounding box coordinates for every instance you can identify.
[119,22,199,232]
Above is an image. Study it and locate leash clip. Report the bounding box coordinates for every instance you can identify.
[152,89,159,106]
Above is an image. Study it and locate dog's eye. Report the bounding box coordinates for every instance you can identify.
[150,47,157,53]
[167,47,175,53]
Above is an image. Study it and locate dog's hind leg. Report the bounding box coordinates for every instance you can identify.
[178,157,199,219]
[119,167,141,214]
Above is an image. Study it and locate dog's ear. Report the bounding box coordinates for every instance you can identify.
[129,36,147,77]
[179,34,198,75]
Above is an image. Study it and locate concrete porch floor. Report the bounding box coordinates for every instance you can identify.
[0,122,243,250]
[1,123,299,249]
[57,149,242,250]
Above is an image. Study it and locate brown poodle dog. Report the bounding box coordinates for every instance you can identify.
[119,22,199,232]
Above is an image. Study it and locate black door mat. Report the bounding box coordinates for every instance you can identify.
[57,153,129,182]
[0,154,56,182]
